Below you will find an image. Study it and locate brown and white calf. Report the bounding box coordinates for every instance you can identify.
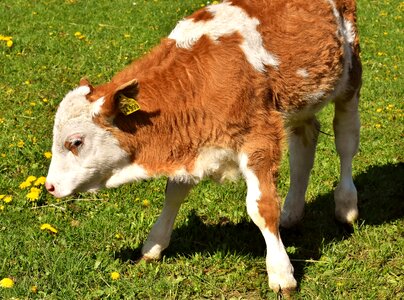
[46,0,362,293]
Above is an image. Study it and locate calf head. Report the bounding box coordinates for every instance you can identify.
[46,79,139,198]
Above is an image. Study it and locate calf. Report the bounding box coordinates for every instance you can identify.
[46,0,361,294]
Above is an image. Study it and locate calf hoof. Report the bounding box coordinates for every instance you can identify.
[268,273,297,295]
[335,207,358,225]
[334,182,358,224]
[141,241,165,261]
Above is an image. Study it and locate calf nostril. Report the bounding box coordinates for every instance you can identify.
[45,182,55,193]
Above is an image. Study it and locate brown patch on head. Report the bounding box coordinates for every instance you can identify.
[64,140,81,156]
[187,8,215,22]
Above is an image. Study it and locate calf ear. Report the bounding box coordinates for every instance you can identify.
[101,79,140,118]
[79,77,94,93]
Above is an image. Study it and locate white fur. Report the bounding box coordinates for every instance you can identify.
[169,147,240,184]
[106,163,149,188]
[343,19,355,44]
[91,97,105,117]
[169,1,279,72]
[333,91,360,223]
[281,120,319,228]
[263,229,297,291]
[296,68,309,78]
[142,181,193,259]
[238,153,264,227]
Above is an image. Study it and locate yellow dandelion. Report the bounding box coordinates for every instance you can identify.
[376,108,382,113]
[17,140,25,148]
[26,176,37,183]
[3,196,12,203]
[74,31,85,40]
[110,272,120,280]
[34,176,46,186]
[44,151,52,159]
[40,223,58,234]
[0,205,4,211]
[26,187,41,201]
[0,277,14,288]
[19,181,31,189]
[31,285,38,293]
[142,199,150,207]
[1,153,6,158]
[115,233,123,239]
[42,98,49,103]
[375,124,381,128]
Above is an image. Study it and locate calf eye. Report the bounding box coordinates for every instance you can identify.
[72,139,82,147]
[64,136,84,156]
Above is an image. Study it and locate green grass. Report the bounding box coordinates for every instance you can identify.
[0,0,403,299]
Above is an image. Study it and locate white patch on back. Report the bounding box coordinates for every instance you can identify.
[168,1,279,72]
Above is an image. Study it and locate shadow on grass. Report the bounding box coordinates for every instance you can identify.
[116,163,404,283]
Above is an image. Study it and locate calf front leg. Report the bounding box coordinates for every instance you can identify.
[239,153,297,294]
[142,180,193,260]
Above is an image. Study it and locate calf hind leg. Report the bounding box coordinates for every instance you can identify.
[142,180,193,260]
[281,118,320,228]
[333,90,360,224]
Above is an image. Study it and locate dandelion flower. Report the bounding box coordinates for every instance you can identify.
[26,176,37,183]
[31,285,38,293]
[376,108,382,113]
[40,223,58,234]
[26,187,41,201]
[19,181,31,189]
[44,151,52,159]
[142,199,150,207]
[74,31,85,40]
[34,176,46,186]
[3,196,12,203]
[110,272,120,280]
[0,205,4,211]
[17,140,25,148]
[0,277,14,288]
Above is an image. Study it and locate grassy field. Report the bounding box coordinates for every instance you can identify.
[0,0,403,299]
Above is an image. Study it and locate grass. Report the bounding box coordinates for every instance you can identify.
[0,0,403,299]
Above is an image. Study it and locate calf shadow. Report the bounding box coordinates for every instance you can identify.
[116,163,404,284]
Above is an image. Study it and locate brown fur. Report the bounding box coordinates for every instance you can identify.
[187,8,215,22]
[84,0,361,232]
